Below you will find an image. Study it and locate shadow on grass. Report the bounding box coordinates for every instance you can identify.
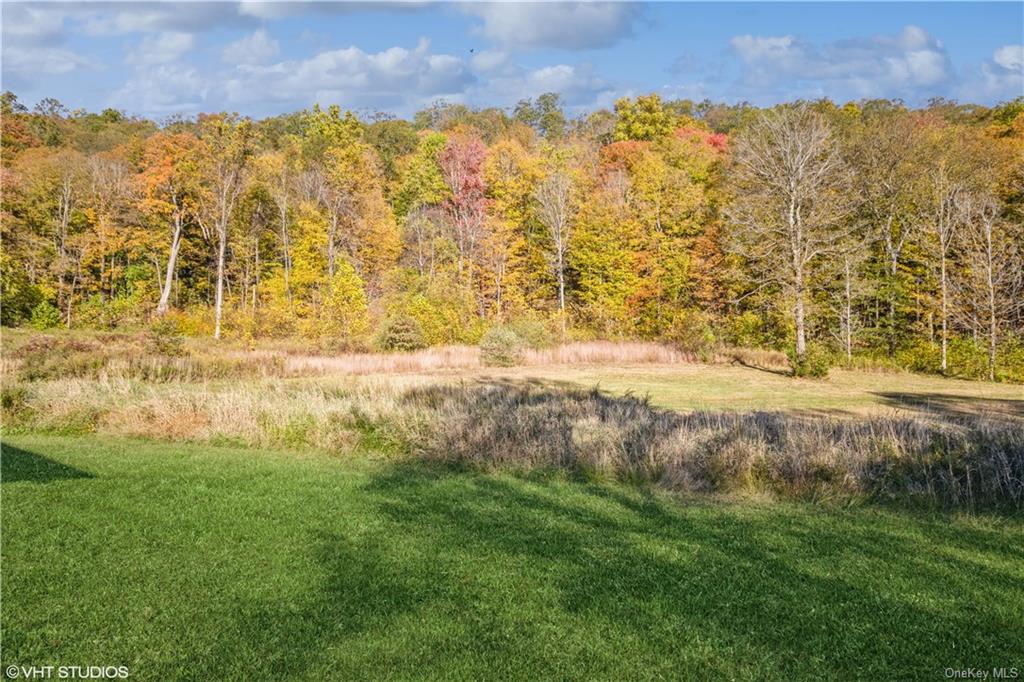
[873,392,1024,420]
[729,355,792,377]
[187,462,1023,679]
[1,443,94,484]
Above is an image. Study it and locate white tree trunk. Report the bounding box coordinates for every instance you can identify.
[940,254,948,373]
[157,213,184,315]
[844,258,853,363]
[214,226,227,340]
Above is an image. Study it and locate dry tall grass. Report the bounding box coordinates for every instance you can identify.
[250,341,762,375]
[394,382,1023,510]
[4,374,1020,510]
[275,345,481,375]
[5,334,791,382]
[7,331,1016,509]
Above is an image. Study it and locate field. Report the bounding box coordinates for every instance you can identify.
[3,435,1023,680]
[2,334,1023,679]
[402,363,1024,417]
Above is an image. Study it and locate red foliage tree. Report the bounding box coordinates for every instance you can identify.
[438,130,488,277]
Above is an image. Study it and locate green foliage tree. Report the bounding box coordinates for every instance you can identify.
[614,94,675,142]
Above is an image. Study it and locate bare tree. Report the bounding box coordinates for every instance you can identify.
[955,192,1024,380]
[535,169,575,334]
[925,165,967,373]
[40,150,90,327]
[156,192,186,315]
[726,106,853,359]
[828,241,872,364]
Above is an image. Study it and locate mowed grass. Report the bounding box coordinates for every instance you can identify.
[426,364,1024,417]
[3,435,1023,680]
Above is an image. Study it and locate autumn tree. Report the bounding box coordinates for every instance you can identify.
[535,159,576,333]
[139,132,199,314]
[513,93,566,140]
[301,105,362,279]
[438,129,488,284]
[11,147,90,325]
[484,136,542,315]
[727,105,853,359]
[955,192,1023,380]
[195,113,254,339]
[2,96,1022,382]
[253,145,299,304]
[614,94,675,142]
[847,109,925,355]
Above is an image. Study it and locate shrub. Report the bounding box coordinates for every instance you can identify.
[571,416,622,481]
[0,253,43,326]
[666,309,716,358]
[12,333,285,383]
[997,335,1024,383]
[147,318,186,356]
[896,340,941,374]
[480,327,524,367]
[1,383,32,417]
[947,338,989,380]
[724,309,789,349]
[17,337,109,381]
[787,343,831,378]
[505,316,554,350]
[29,301,62,330]
[384,274,483,345]
[166,308,214,337]
[376,315,427,352]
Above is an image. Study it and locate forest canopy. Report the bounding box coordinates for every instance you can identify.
[2,91,1022,381]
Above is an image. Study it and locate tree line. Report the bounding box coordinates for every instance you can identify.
[2,91,1022,380]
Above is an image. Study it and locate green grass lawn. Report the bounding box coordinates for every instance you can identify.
[456,364,1024,417]
[3,435,1022,680]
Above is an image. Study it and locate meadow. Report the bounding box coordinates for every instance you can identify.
[2,331,1023,680]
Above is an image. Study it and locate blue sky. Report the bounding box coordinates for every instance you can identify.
[2,2,1022,119]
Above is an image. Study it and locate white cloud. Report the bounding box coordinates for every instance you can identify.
[81,3,249,36]
[115,30,202,113]
[236,1,303,20]
[1,4,68,46]
[462,2,642,51]
[467,60,614,111]
[111,64,208,114]
[237,1,429,20]
[729,25,953,99]
[223,38,475,111]
[222,29,280,65]
[731,35,800,65]
[524,64,602,96]
[0,3,94,86]
[993,45,1024,73]
[470,49,512,75]
[2,45,93,76]
[958,45,1024,102]
[125,31,196,67]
